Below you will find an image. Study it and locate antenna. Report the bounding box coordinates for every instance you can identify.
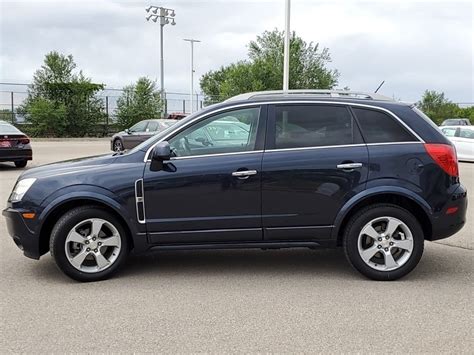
[375,80,385,93]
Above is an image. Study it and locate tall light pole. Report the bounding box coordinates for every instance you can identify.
[146,5,176,116]
[283,0,291,91]
[183,39,200,113]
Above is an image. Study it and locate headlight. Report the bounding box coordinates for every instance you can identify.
[9,178,37,202]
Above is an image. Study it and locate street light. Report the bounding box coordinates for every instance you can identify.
[283,0,290,91]
[145,5,176,116]
[183,39,200,113]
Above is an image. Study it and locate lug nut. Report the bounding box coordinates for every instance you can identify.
[94,249,98,252]
[390,242,394,246]
[98,242,102,246]
[85,241,89,244]
[377,245,382,249]
[384,248,389,251]
[92,237,96,241]
[385,236,390,240]
[86,248,91,252]
[378,237,382,241]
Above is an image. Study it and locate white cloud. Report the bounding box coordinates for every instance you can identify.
[0,0,472,102]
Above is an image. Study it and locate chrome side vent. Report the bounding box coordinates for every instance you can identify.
[135,179,146,224]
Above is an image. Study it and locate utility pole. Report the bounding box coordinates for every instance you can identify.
[183,39,200,113]
[283,0,291,91]
[146,6,176,117]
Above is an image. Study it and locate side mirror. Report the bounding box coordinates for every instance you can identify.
[152,141,171,161]
[125,128,130,134]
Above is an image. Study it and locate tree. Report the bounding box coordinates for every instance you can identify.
[19,51,105,137]
[200,29,339,103]
[115,77,162,129]
[417,90,462,125]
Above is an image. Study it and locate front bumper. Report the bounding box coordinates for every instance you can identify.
[428,184,468,241]
[2,208,40,259]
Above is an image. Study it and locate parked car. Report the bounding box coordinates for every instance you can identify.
[440,126,474,162]
[166,112,188,120]
[110,119,177,151]
[0,121,32,168]
[440,118,471,126]
[3,90,467,282]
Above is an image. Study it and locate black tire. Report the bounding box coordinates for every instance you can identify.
[50,206,129,282]
[14,160,27,168]
[343,203,424,281]
[113,138,124,152]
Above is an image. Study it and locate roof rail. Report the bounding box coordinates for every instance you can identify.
[225,89,394,102]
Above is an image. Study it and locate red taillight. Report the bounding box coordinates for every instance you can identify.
[19,137,30,144]
[424,143,459,177]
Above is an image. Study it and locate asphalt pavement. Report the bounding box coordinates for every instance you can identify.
[0,140,472,353]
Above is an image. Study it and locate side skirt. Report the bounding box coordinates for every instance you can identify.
[148,240,337,251]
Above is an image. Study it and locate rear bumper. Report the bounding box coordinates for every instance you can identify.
[428,184,468,241]
[0,147,32,162]
[2,208,40,259]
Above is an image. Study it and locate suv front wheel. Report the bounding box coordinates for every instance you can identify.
[343,204,424,281]
[50,206,129,282]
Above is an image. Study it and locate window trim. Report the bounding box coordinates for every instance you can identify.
[351,106,419,144]
[143,101,424,162]
[166,105,265,159]
[266,103,362,150]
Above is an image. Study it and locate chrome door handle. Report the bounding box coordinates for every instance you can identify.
[337,163,363,169]
[232,170,258,179]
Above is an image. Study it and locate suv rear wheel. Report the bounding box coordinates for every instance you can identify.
[50,206,129,282]
[343,204,424,281]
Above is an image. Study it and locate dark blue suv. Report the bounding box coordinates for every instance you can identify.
[3,90,467,282]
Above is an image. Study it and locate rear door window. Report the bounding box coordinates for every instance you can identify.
[271,105,361,149]
[353,108,417,143]
[459,128,474,139]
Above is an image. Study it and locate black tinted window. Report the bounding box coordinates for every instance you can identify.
[353,108,416,143]
[274,105,357,149]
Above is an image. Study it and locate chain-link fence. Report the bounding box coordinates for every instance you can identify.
[0,82,225,126]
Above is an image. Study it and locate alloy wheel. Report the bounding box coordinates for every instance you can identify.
[357,216,414,271]
[64,218,122,273]
[113,140,123,152]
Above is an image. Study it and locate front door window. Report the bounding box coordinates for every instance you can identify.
[169,107,261,157]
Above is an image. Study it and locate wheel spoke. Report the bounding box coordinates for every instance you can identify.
[383,251,398,269]
[91,219,104,237]
[393,239,413,251]
[361,224,380,241]
[100,235,120,247]
[385,218,401,237]
[94,253,109,269]
[360,245,379,262]
[67,231,86,244]
[70,249,89,269]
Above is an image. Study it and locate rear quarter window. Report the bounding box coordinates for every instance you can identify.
[353,108,417,143]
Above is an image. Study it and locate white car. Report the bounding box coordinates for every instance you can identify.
[440,126,474,162]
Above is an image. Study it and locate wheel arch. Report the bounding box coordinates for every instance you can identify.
[38,196,136,256]
[333,189,433,245]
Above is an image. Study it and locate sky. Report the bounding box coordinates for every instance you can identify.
[0,0,473,103]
